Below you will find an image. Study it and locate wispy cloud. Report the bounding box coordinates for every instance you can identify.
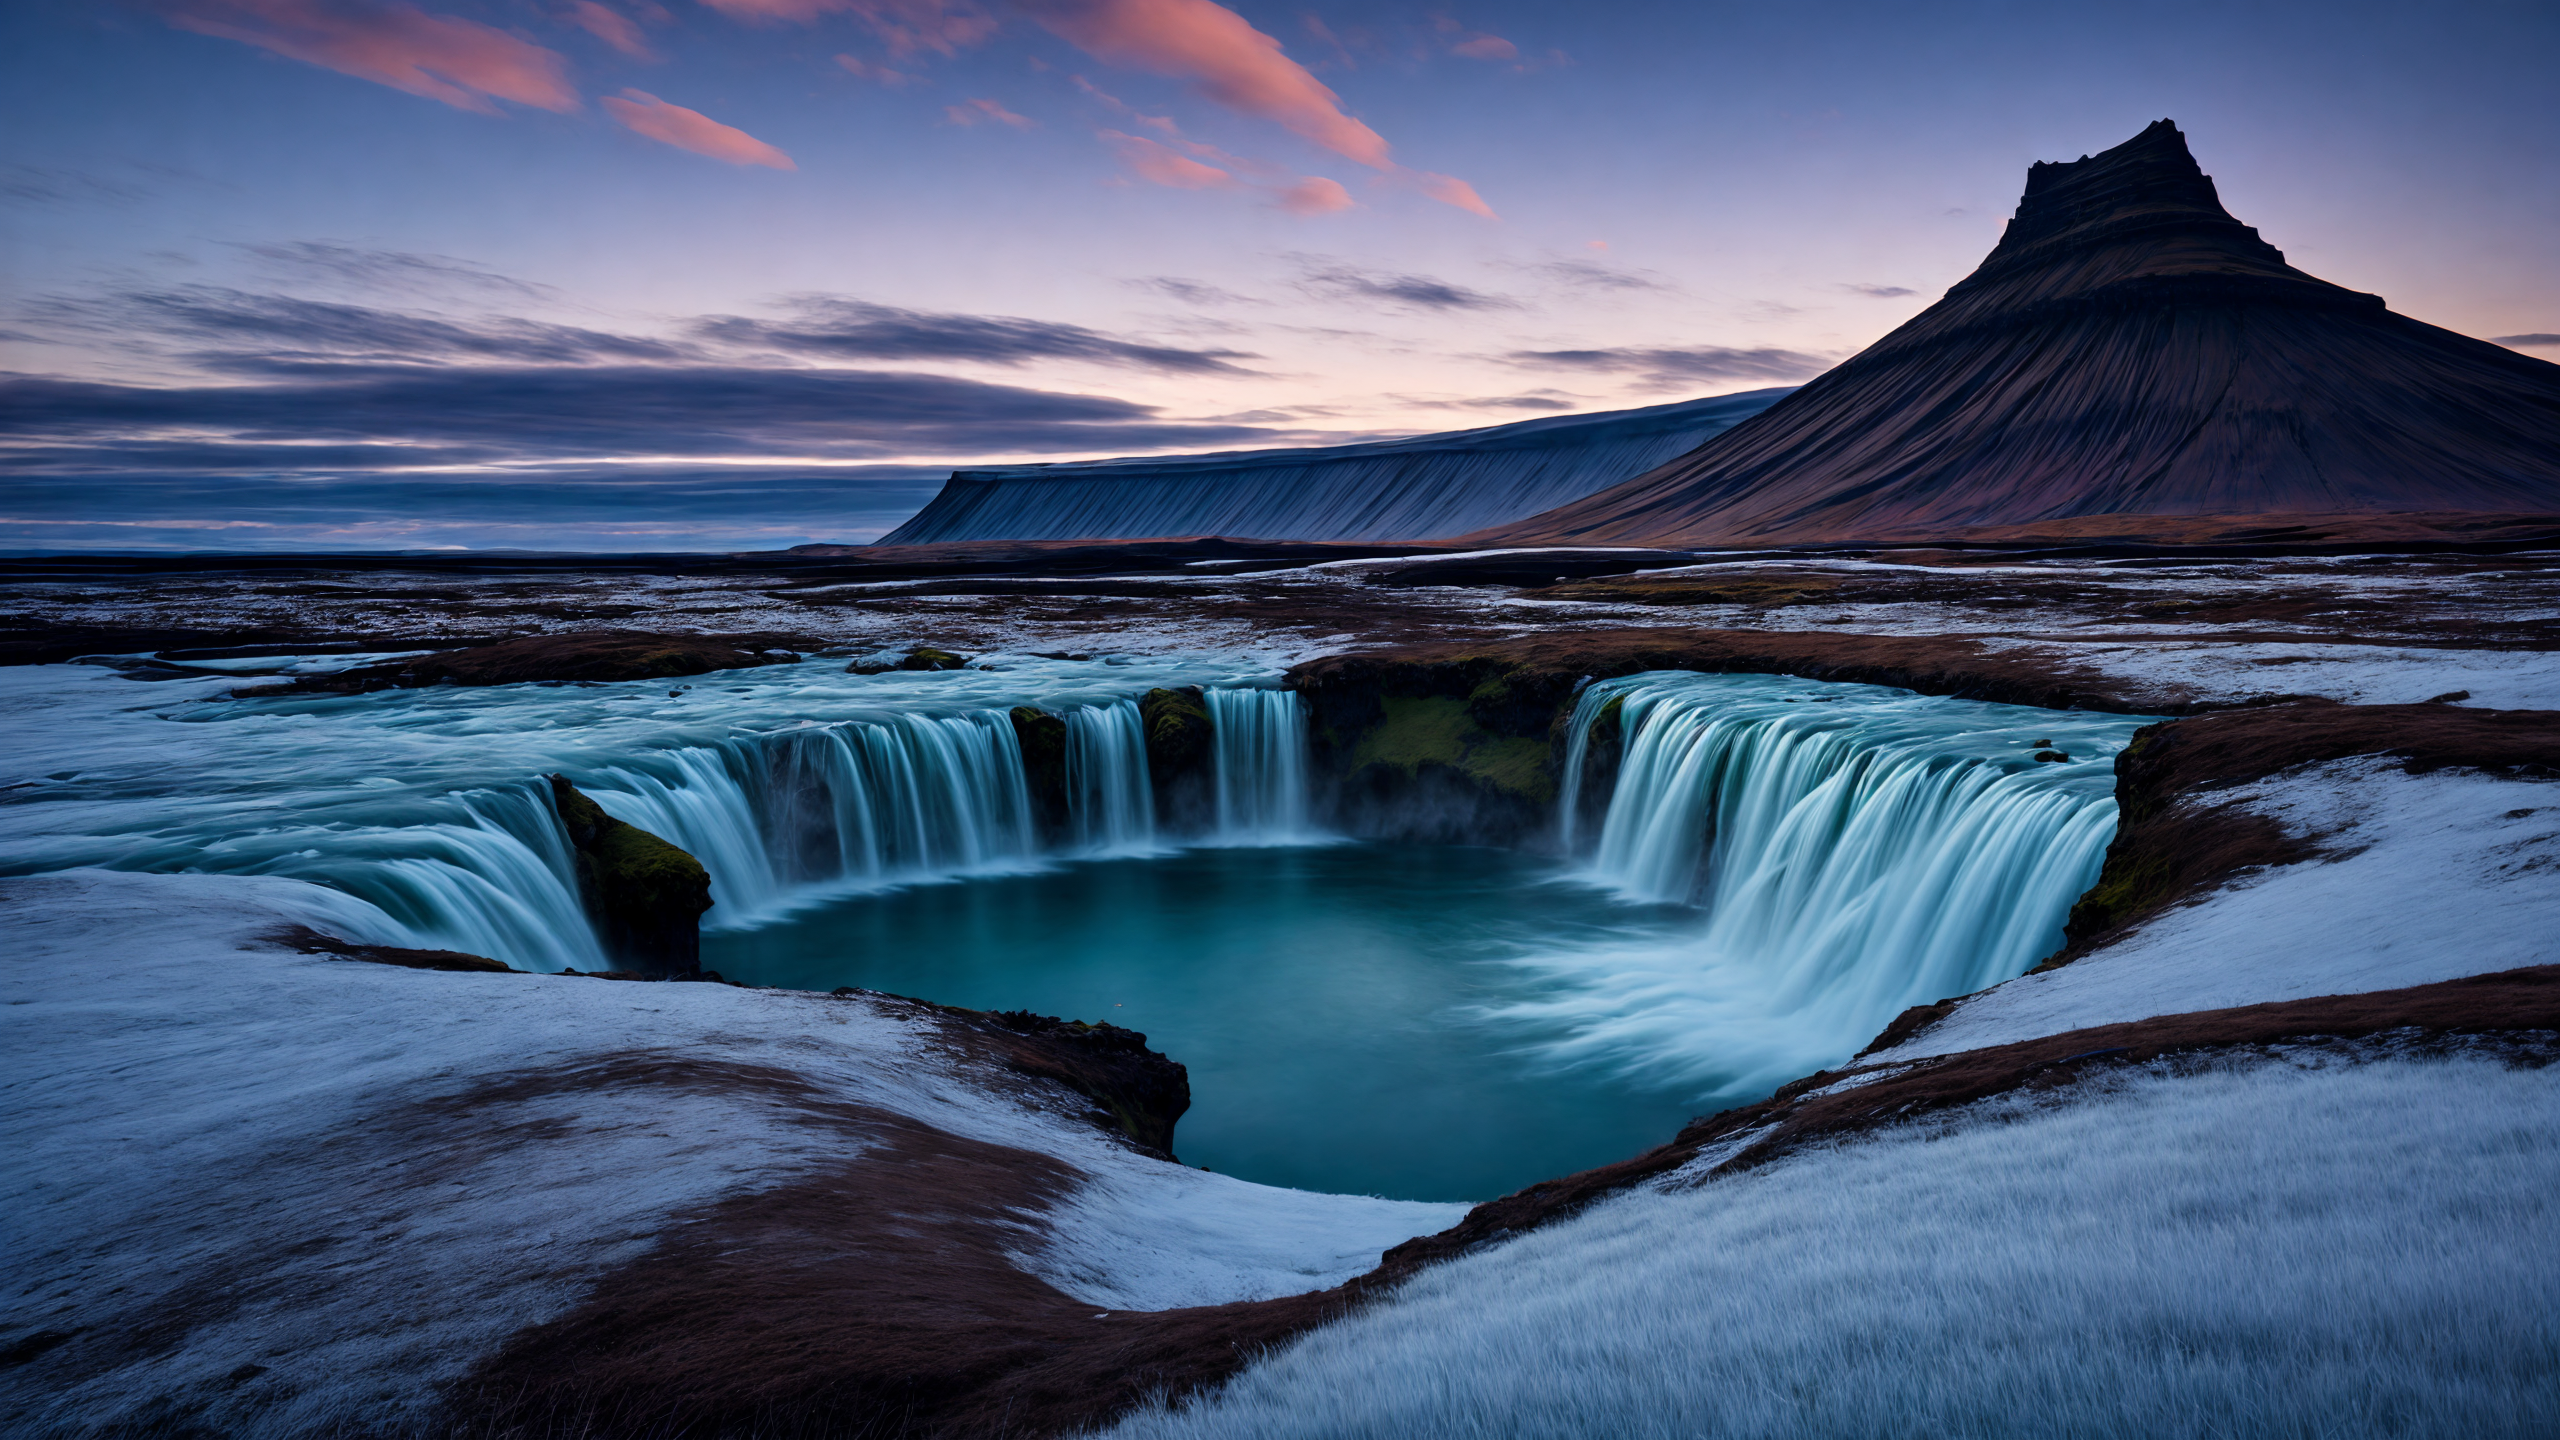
[1018,0,1492,215]
[1299,262,1516,311]
[696,296,1260,373]
[1127,277,1262,306]
[1842,282,1917,298]
[697,0,995,57]
[603,90,797,168]
[34,286,687,366]
[1526,257,1677,292]
[945,96,1035,128]
[834,52,914,84]
[564,0,657,60]
[227,241,557,299]
[2491,333,2560,347]
[1508,345,1828,385]
[154,0,578,114]
[1,365,1273,468]
[1100,130,1235,189]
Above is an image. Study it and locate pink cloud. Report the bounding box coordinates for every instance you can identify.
[1451,33,1517,61]
[1273,176,1353,215]
[1018,0,1389,168]
[564,1,655,60]
[1416,171,1496,220]
[1100,130,1234,190]
[945,97,1034,128]
[602,89,796,167]
[156,0,578,114]
[698,0,994,57]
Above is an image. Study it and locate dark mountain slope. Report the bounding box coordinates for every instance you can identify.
[1470,121,2560,547]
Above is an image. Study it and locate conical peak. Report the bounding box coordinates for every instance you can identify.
[1969,119,2294,287]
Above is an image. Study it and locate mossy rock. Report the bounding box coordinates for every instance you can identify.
[847,647,973,675]
[1011,706,1070,837]
[1348,695,1555,804]
[550,776,713,976]
[1140,687,1213,774]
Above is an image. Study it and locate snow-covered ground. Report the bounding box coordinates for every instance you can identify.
[1871,758,2560,1061]
[1105,1052,2560,1440]
[2009,636,2560,710]
[0,870,1461,1437]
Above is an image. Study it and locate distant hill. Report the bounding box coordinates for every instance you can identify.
[875,390,1790,545]
[1469,121,2560,548]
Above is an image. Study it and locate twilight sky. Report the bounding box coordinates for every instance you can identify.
[5,0,2556,551]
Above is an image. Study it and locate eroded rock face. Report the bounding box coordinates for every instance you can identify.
[977,1010,1192,1158]
[548,777,714,977]
[1140,686,1214,831]
[241,631,794,695]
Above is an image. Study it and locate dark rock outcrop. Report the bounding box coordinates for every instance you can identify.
[848,647,971,674]
[238,630,794,695]
[1474,120,2560,547]
[1139,686,1214,830]
[548,777,714,977]
[1010,706,1071,840]
[977,1010,1192,1158]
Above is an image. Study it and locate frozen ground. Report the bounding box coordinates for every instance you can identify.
[1104,1052,2560,1440]
[1871,759,2560,1062]
[8,549,2558,673]
[0,870,1461,1438]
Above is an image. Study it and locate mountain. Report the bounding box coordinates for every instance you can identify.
[1468,121,2560,548]
[875,390,1789,545]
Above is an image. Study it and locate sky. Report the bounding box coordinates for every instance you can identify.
[4,0,2556,552]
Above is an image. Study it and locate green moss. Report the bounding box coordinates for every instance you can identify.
[588,822,710,904]
[1349,695,1554,802]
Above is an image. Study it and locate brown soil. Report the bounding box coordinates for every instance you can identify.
[237,630,796,695]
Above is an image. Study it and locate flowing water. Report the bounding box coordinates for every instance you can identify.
[0,656,2151,1199]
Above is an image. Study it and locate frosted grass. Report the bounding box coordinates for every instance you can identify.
[1105,1055,2560,1440]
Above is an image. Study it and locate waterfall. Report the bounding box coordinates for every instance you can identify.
[279,783,607,971]
[1206,688,1313,842]
[1066,700,1157,853]
[1517,671,2149,1093]
[580,710,1039,927]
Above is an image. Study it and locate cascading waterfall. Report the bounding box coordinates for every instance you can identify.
[581,710,1039,926]
[1065,699,1157,853]
[2,658,1325,974]
[1206,688,1313,842]
[1517,671,2153,1094]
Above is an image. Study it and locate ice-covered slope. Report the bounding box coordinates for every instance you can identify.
[0,870,1461,1438]
[1473,121,2560,546]
[878,390,1789,545]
